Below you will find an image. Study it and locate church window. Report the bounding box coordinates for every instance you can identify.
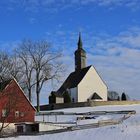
[72,98,75,102]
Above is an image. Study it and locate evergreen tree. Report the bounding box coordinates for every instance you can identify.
[121,92,127,100]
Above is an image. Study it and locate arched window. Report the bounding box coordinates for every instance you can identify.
[72,98,75,102]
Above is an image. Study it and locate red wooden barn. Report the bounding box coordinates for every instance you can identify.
[0,79,36,123]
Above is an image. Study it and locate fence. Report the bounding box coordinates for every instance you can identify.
[38,101,140,111]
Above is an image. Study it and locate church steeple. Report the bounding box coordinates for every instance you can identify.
[75,33,86,72]
[78,32,83,49]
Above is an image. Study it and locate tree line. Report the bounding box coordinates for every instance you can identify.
[0,39,64,112]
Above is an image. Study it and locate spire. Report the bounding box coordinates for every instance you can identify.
[77,32,83,49]
[75,32,86,71]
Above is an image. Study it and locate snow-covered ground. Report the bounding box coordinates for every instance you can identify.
[6,104,140,140]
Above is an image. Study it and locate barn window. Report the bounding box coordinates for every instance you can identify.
[2,109,8,117]
[20,112,24,117]
[15,111,19,117]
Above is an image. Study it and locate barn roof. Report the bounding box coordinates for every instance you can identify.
[0,78,36,111]
[13,79,36,111]
[57,65,92,94]
[0,79,12,91]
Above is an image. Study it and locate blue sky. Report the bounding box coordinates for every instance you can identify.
[0,0,140,104]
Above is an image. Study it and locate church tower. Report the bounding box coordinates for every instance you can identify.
[75,33,86,71]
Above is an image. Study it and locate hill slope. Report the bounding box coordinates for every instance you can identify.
[7,104,140,140]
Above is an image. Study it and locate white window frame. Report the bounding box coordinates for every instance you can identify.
[15,111,19,117]
[2,109,7,117]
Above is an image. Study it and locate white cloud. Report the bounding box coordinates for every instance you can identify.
[0,41,19,54]
[47,26,140,100]
[86,27,140,99]
[118,27,140,48]
[1,26,140,102]
[2,0,140,13]
[43,25,140,100]
[29,17,36,24]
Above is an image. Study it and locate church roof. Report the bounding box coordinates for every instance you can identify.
[57,65,92,94]
[50,91,63,97]
[91,92,102,100]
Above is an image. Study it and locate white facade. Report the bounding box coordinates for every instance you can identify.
[56,97,64,104]
[69,66,107,102]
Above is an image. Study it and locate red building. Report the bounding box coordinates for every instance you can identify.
[0,79,36,123]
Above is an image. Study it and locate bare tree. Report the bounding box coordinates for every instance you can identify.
[16,40,64,112]
[10,55,24,83]
[0,52,12,81]
[121,92,127,101]
[0,52,23,83]
[15,45,36,102]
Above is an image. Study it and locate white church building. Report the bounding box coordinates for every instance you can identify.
[56,33,108,103]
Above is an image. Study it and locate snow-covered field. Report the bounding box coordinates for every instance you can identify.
[6,104,140,140]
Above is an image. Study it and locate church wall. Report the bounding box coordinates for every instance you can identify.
[68,87,77,102]
[56,97,64,104]
[77,66,107,102]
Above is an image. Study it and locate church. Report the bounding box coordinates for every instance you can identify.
[49,33,108,103]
